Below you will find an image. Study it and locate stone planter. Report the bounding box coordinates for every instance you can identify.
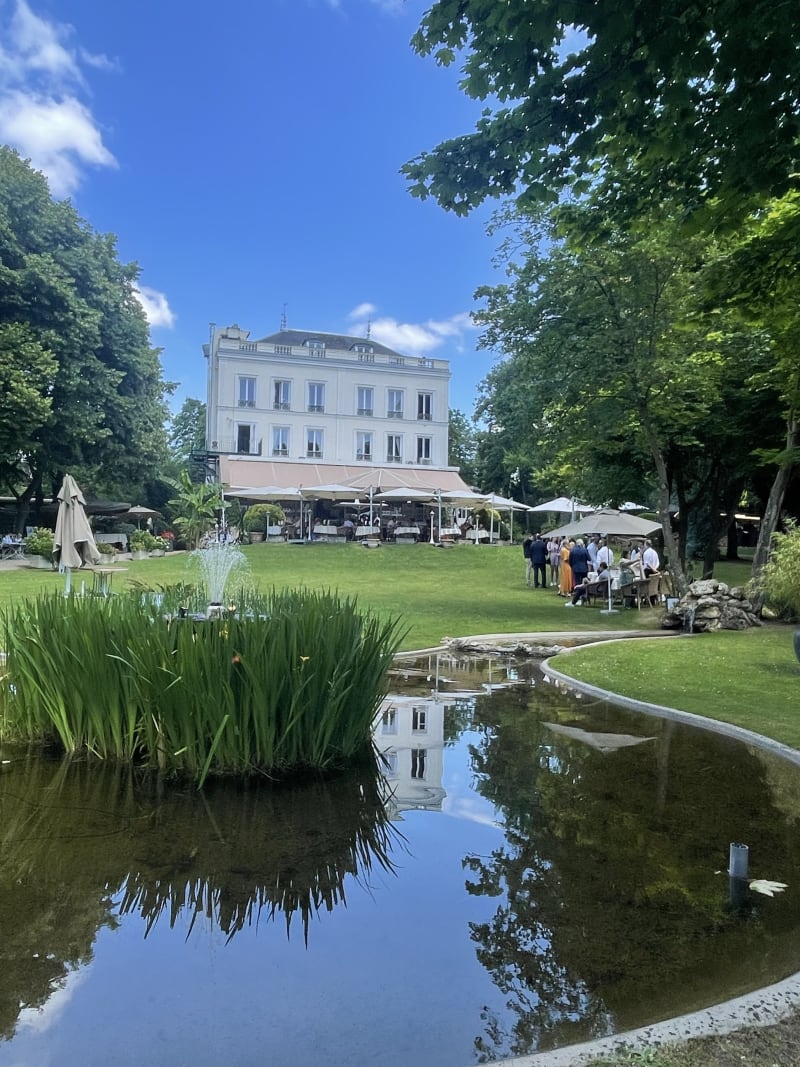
[248,532,264,543]
[149,549,165,558]
[132,549,149,561]
[26,554,54,570]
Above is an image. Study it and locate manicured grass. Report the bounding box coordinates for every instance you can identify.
[4,546,795,750]
[553,625,800,749]
[0,542,663,650]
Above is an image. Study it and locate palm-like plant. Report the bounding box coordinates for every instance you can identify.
[166,471,222,549]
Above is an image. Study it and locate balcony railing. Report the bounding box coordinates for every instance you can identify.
[387,410,404,419]
[307,404,325,413]
[357,408,374,417]
[356,451,371,461]
[238,399,256,407]
[273,401,290,410]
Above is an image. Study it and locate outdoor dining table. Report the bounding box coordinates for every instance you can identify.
[394,526,420,543]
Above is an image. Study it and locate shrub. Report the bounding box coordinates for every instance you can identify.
[759,521,800,620]
[24,527,54,558]
[242,503,285,533]
[97,541,117,557]
[130,530,166,552]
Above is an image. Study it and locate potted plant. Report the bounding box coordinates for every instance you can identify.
[24,527,55,569]
[97,541,118,563]
[130,530,151,560]
[243,503,285,543]
[148,534,168,557]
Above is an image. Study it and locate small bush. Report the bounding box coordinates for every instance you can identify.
[760,521,800,620]
[243,503,285,534]
[24,527,54,557]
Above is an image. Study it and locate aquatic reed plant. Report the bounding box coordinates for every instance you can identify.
[0,590,405,785]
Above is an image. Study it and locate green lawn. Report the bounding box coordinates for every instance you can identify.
[0,542,663,649]
[4,544,796,748]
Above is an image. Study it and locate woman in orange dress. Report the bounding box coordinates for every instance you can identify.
[559,538,574,596]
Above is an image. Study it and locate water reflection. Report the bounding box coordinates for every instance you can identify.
[1,653,800,1067]
[0,755,398,1042]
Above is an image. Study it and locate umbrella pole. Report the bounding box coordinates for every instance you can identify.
[64,566,71,596]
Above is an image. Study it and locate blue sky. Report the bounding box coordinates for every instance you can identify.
[0,0,503,417]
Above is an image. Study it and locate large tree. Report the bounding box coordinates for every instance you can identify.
[403,0,800,223]
[0,148,169,529]
[474,206,777,592]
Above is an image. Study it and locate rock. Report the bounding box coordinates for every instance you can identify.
[689,579,719,596]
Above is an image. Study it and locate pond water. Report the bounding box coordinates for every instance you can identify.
[2,652,800,1067]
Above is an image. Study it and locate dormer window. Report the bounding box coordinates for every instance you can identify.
[306,339,326,358]
[354,343,373,354]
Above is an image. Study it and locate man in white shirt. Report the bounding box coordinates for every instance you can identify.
[596,539,613,569]
[642,540,660,575]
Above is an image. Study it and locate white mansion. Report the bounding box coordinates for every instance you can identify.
[204,323,470,492]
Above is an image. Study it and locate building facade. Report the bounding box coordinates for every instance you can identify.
[204,324,463,490]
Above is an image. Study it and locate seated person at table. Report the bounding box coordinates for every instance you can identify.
[565,563,610,606]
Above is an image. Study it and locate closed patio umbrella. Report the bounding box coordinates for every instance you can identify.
[54,474,101,591]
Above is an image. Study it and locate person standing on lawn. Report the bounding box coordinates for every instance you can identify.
[530,534,548,588]
[569,538,591,589]
[547,536,561,587]
[642,539,660,575]
[522,535,534,586]
[559,538,574,596]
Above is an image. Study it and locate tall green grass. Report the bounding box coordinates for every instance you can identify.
[0,589,405,785]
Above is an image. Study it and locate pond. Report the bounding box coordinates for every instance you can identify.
[1,652,800,1066]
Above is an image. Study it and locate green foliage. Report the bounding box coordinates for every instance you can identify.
[472,202,781,583]
[130,529,166,552]
[0,590,406,786]
[168,397,207,465]
[23,527,53,558]
[404,0,800,223]
[759,522,800,620]
[166,470,222,548]
[96,542,117,556]
[0,148,169,516]
[242,502,285,533]
[448,408,479,482]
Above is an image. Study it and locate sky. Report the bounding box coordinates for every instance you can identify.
[0,0,505,417]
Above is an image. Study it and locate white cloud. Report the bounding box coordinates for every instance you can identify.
[135,286,176,329]
[346,306,476,357]
[0,1,117,196]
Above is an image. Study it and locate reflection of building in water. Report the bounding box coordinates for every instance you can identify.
[374,695,448,816]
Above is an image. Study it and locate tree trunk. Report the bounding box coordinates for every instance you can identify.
[750,412,799,610]
[643,418,689,597]
[13,470,43,534]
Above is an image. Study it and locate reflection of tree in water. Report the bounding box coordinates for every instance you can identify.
[0,754,400,1041]
[463,687,800,1060]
